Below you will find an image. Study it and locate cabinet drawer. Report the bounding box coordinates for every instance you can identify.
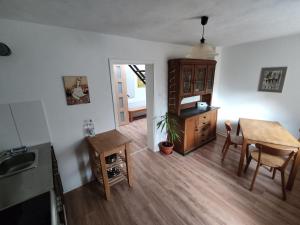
[198,113,211,125]
[198,128,212,139]
[198,130,215,144]
[195,132,211,146]
[200,127,211,137]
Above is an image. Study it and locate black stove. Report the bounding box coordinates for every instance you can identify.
[0,192,51,225]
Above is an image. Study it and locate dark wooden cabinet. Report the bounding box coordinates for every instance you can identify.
[206,65,215,93]
[168,58,218,155]
[194,65,207,95]
[174,109,218,155]
[168,59,216,115]
[180,64,194,96]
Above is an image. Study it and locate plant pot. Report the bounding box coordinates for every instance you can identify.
[159,141,174,155]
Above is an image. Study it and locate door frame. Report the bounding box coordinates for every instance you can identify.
[108,58,157,152]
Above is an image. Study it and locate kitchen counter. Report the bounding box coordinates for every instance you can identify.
[179,106,219,119]
[0,143,53,211]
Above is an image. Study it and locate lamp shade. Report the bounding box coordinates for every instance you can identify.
[186,43,218,60]
[0,42,11,56]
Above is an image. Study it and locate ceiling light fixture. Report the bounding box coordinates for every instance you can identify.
[0,42,11,56]
[186,16,218,59]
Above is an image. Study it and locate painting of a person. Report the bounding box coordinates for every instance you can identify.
[63,76,90,105]
[72,78,86,100]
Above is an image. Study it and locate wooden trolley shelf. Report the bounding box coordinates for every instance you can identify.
[87,130,132,200]
[95,156,128,186]
[98,169,128,186]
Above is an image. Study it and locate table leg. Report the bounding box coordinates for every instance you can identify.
[125,143,133,187]
[236,120,240,136]
[100,153,111,200]
[286,150,300,191]
[234,119,241,148]
[238,139,248,176]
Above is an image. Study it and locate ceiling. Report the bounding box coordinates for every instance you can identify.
[1,0,300,46]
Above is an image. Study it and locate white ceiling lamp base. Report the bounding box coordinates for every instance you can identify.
[186,43,217,60]
[186,16,218,60]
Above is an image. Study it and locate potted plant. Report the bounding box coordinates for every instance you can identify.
[156,112,181,155]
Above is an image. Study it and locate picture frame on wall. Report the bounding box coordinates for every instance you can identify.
[258,67,287,93]
[63,76,91,105]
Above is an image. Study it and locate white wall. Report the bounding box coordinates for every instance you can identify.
[0,19,189,192]
[213,34,300,137]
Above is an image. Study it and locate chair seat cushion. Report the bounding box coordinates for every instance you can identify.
[251,150,286,168]
[230,135,243,145]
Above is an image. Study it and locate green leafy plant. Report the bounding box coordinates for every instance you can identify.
[156,112,181,145]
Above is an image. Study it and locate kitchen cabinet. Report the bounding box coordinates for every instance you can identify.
[206,64,215,93]
[0,101,50,150]
[168,58,218,155]
[168,59,216,115]
[10,101,50,146]
[194,64,207,95]
[0,104,21,151]
[174,109,218,155]
[180,64,194,96]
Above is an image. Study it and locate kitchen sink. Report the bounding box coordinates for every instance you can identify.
[0,149,38,178]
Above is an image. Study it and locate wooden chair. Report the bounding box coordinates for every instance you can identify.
[221,120,244,162]
[244,143,295,200]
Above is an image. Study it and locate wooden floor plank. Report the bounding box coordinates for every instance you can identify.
[65,119,300,225]
[118,118,147,154]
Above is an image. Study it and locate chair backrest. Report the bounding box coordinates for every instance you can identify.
[255,143,294,168]
[224,120,232,139]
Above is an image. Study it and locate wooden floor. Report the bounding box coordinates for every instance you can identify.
[65,128,300,225]
[118,118,147,154]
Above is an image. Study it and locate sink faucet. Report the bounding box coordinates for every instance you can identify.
[0,151,9,159]
[10,146,28,154]
[0,146,28,159]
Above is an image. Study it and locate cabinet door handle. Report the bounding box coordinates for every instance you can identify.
[203,116,206,119]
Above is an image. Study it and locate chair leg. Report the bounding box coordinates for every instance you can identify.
[272,169,276,179]
[280,170,287,201]
[221,142,230,162]
[246,145,249,159]
[221,139,228,153]
[244,155,252,173]
[250,162,260,191]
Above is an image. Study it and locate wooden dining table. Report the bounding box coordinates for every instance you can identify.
[236,118,300,190]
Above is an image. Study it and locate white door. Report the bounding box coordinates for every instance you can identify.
[113,65,129,126]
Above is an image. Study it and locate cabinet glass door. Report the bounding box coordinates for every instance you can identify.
[194,65,207,94]
[206,65,215,92]
[181,65,194,96]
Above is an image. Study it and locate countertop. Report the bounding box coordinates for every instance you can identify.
[0,143,53,211]
[179,106,219,119]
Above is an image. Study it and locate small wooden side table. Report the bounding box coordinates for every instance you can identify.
[86,129,132,200]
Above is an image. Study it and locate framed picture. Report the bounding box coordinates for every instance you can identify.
[258,67,287,93]
[63,76,90,105]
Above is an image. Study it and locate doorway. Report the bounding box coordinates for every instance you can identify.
[110,62,151,154]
